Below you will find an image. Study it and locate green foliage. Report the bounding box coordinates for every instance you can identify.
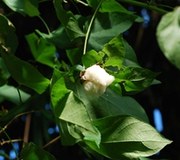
[0,14,18,54]
[26,33,58,68]
[2,53,50,94]
[0,84,30,104]
[0,0,173,159]
[156,7,180,69]
[2,0,39,16]
[21,143,56,160]
[88,115,171,160]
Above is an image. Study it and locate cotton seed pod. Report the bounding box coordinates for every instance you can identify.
[81,64,114,95]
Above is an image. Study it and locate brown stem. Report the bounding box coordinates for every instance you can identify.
[23,114,31,147]
[43,136,60,149]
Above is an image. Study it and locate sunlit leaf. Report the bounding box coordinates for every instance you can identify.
[156,7,180,69]
[0,14,18,54]
[86,115,172,160]
[51,87,101,146]
[50,76,70,111]
[2,0,39,16]
[82,50,104,67]
[117,67,158,92]
[0,84,30,104]
[2,53,50,94]
[26,33,58,68]
[21,142,56,160]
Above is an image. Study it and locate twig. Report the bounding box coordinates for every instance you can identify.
[23,114,31,147]
[0,111,35,135]
[83,0,104,55]
[0,139,22,146]
[17,87,23,104]
[118,0,168,14]
[38,16,51,34]
[75,0,88,6]
[43,136,60,149]
[3,131,19,159]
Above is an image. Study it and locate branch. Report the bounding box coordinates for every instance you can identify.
[118,0,169,14]
[43,136,60,149]
[83,0,104,55]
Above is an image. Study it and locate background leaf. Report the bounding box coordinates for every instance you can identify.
[156,7,180,69]
[2,53,50,94]
[0,57,10,86]
[21,142,56,160]
[0,14,18,54]
[88,12,139,51]
[26,33,58,68]
[53,0,85,40]
[2,0,39,16]
[36,28,73,49]
[0,84,30,104]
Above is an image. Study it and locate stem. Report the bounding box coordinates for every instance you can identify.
[75,0,88,6]
[43,136,60,149]
[17,87,23,104]
[83,0,104,55]
[118,0,168,14]
[0,139,22,146]
[23,114,31,147]
[0,111,35,135]
[38,16,51,34]
[3,131,19,159]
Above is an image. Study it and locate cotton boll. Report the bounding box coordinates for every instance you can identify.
[81,64,115,95]
[83,81,106,95]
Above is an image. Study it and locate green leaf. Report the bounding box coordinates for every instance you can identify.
[21,142,56,160]
[2,0,39,16]
[53,0,85,40]
[0,84,30,104]
[26,33,58,68]
[156,7,180,69]
[36,27,73,49]
[87,115,172,160]
[99,0,133,14]
[91,89,149,122]
[50,75,70,111]
[117,67,158,92]
[88,12,138,51]
[0,57,10,86]
[2,53,50,94]
[55,91,101,146]
[102,35,139,68]
[74,84,148,122]
[0,14,18,54]
[82,50,104,67]
[66,48,83,65]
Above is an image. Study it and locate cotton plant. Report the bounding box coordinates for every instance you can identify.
[0,0,173,159]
